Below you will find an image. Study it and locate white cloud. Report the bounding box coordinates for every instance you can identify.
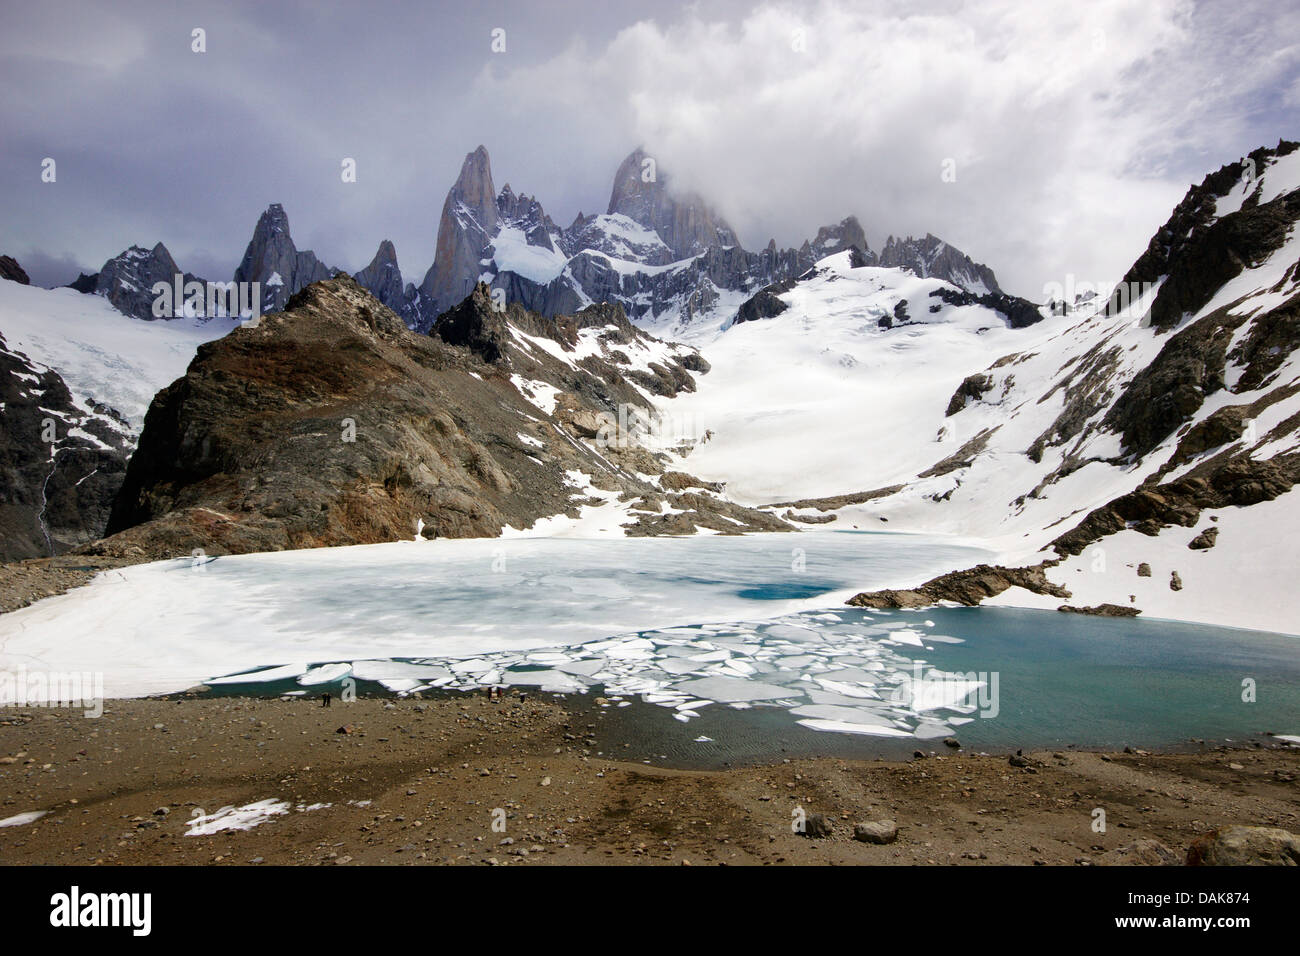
[476,0,1296,297]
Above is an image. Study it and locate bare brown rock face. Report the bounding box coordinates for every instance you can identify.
[1057,603,1141,617]
[846,564,1069,609]
[0,255,30,285]
[92,278,787,561]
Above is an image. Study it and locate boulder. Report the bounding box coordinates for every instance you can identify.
[800,813,833,838]
[1097,839,1181,866]
[1186,825,1300,866]
[853,820,898,845]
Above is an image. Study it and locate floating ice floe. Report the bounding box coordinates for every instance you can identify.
[204,609,989,739]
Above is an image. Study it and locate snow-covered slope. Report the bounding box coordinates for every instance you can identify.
[666,250,1059,506]
[662,142,1300,633]
[0,280,238,432]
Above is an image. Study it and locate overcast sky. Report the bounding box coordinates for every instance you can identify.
[2,0,1296,298]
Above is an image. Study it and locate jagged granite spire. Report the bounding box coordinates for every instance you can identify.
[354,239,406,311]
[233,203,333,314]
[606,147,739,259]
[419,146,499,315]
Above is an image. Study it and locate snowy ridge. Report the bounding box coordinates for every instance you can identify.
[0,280,238,432]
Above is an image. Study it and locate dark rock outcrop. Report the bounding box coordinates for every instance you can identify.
[1057,603,1141,617]
[86,243,205,320]
[67,272,98,293]
[1122,141,1299,333]
[0,256,30,285]
[733,289,790,325]
[1050,455,1298,558]
[879,233,1001,293]
[928,287,1043,329]
[945,373,994,416]
[0,332,131,561]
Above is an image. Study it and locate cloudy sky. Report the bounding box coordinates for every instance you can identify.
[2,0,1296,298]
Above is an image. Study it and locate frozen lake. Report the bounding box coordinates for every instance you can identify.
[2,531,1297,751]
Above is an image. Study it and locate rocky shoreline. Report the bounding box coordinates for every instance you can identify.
[1,695,1296,866]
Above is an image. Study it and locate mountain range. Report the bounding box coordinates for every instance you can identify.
[61,146,1011,338]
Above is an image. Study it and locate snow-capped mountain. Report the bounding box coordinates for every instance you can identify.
[406,145,1004,339]
[877,233,1001,295]
[47,145,1007,343]
[663,140,1300,633]
[67,241,207,321]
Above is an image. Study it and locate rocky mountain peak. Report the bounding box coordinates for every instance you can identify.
[1,255,31,285]
[234,203,333,314]
[353,239,406,314]
[810,216,873,261]
[1119,139,1299,331]
[429,281,511,365]
[419,146,501,317]
[878,233,1000,294]
[451,145,499,234]
[605,147,739,260]
[91,241,192,320]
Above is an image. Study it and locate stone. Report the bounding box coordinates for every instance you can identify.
[800,813,833,838]
[1186,826,1300,866]
[1097,839,1181,866]
[233,203,334,315]
[853,820,898,844]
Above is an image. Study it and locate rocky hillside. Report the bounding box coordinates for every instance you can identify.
[0,256,29,285]
[90,277,788,561]
[0,323,132,561]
